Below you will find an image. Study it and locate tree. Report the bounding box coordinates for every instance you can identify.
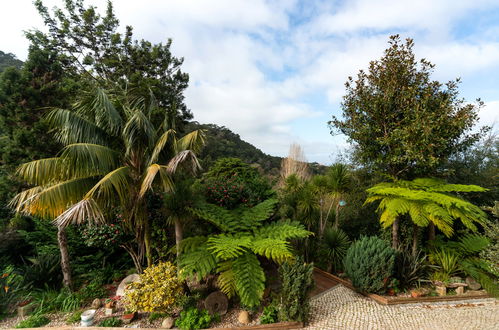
[365,178,489,254]
[29,0,191,130]
[10,88,205,279]
[178,199,311,308]
[329,35,487,247]
[0,50,23,73]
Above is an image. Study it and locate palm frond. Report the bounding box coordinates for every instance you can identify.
[122,109,156,154]
[85,166,131,206]
[75,88,123,134]
[166,150,201,174]
[60,143,119,175]
[139,164,174,198]
[16,158,67,186]
[176,129,206,154]
[149,129,176,165]
[54,198,105,228]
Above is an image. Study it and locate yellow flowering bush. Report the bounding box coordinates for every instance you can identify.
[122,261,183,312]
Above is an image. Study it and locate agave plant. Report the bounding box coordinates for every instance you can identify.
[11,88,205,275]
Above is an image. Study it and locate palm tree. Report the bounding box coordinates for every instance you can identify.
[365,178,489,254]
[11,88,205,280]
[326,163,351,228]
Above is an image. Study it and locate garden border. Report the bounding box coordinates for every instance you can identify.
[313,267,491,305]
[23,322,304,330]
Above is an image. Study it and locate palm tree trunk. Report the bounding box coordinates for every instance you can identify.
[428,222,435,241]
[57,226,72,289]
[334,201,340,229]
[392,218,399,250]
[412,224,419,257]
[175,218,183,258]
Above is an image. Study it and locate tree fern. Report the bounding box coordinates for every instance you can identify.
[233,253,266,308]
[177,245,218,281]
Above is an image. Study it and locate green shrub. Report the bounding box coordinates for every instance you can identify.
[175,308,219,330]
[1,265,26,315]
[260,304,278,324]
[29,288,83,314]
[76,281,107,303]
[66,310,83,324]
[394,249,429,290]
[344,236,395,293]
[15,314,50,328]
[277,258,314,323]
[98,317,123,327]
[123,262,183,312]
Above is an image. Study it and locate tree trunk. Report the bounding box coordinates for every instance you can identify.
[57,226,72,289]
[428,222,435,241]
[334,201,340,229]
[412,224,419,257]
[175,219,183,258]
[392,218,400,250]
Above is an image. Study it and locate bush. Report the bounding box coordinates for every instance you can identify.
[98,317,123,327]
[1,265,26,315]
[277,258,314,323]
[15,314,50,328]
[76,281,107,303]
[123,261,183,312]
[29,288,83,314]
[175,308,219,330]
[344,236,395,293]
[260,304,278,324]
[394,249,429,290]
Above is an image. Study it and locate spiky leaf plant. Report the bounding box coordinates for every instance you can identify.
[319,227,351,273]
[365,178,488,238]
[178,199,311,308]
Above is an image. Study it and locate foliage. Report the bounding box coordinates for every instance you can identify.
[148,312,168,323]
[319,227,351,273]
[98,317,123,327]
[0,266,26,315]
[81,219,131,249]
[21,253,61,289]
[481,216,499,276]
[66,310,83,324]
[26,288,83,314]
[277,258,314,323]
[123,262,183,313]
[76,281,107,303]
[175,308,219,330]
[0,51,23,72]
[394,249,429,290]
[329,34,486,179]
[31,0,192,128]
[260,303,278,324]
[365,178,488,237]
[344,236,395,293]
[15,314,50,328]
[201,158,274,209]
[179,199,311,308]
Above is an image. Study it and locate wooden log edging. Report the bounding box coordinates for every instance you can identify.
[313,267,492,305]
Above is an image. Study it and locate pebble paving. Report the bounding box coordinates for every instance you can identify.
[306,285,499,330]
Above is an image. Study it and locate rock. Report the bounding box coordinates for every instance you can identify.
[436,286,446,296]
[91,298,101,309]
[204,291,228,316]
[161,317,174,329]
[466,277,481,290]
[116,274,141,296]
[238,311,250,324]
[456,286,465,295]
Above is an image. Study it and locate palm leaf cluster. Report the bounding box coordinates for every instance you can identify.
[178,199,311,308]
[11,88,205,268]
[365,178,488,237]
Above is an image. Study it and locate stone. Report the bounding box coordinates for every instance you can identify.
[204,291,229,316]
[456,286,464,295]
[105,308,114,316]
[17,303,35,318]
[436,286,446,296]
[238,311,250,324]
[91,298,101,309]
[161,317,174,329]
[116,274,141,296]
[466,277,481,290]
[449,276,463,284]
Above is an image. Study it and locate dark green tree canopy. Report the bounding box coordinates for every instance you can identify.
[329,35,487,179]
[29,0,191,129]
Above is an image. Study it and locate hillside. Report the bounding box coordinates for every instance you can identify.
[0,51,23,73]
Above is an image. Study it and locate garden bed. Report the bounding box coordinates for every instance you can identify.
[313,268,491,305]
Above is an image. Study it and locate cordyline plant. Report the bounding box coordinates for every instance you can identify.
[11,87,205,278]
[178,199,311,308]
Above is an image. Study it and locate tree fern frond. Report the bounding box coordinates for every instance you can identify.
[176,236,208,254]
[233,253,265,308]
[250,238,292,263]
[207,234,252,260]
[238,198,278,229]
[178,244,218,281]
[188,203,235,232]
[217,261,236,298]
[457,234,490,256]
[255,221,312,240]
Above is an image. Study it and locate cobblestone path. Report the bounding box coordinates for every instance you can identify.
[307,285,499,330]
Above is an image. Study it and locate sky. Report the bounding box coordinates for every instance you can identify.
[1,0,499,164]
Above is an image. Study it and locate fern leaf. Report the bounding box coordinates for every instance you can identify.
[178,244,217,280]
[250,238,293,263]
[217,261,237,298]
[233,253,266,308]
[238,198,278,229]
[255,221,311,241]
[188,203,235,232]
[207,234,252,260]
[177,236,208,254]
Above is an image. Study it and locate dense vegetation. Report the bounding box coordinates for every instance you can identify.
[0,0,497,328]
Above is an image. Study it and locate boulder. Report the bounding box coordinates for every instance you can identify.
[238,311,250,324]
[466,277,481,290]
[436,286,446,297]
[161,317,174,329]
[204,291,228,316]
[91,298,101,309]
[116,274,141,296]
[456,286,465,295]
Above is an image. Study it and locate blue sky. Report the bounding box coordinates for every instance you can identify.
[1,0,498,164]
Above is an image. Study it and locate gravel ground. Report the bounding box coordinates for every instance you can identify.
[307,284,499,330]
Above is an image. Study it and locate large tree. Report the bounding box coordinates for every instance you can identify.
[11,88,205,282]
[29,0,191,129]
[329,35,488,247]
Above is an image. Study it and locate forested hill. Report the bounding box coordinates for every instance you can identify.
[0,51,23,72]
[186,122,283,175]
[186,122,327,176]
